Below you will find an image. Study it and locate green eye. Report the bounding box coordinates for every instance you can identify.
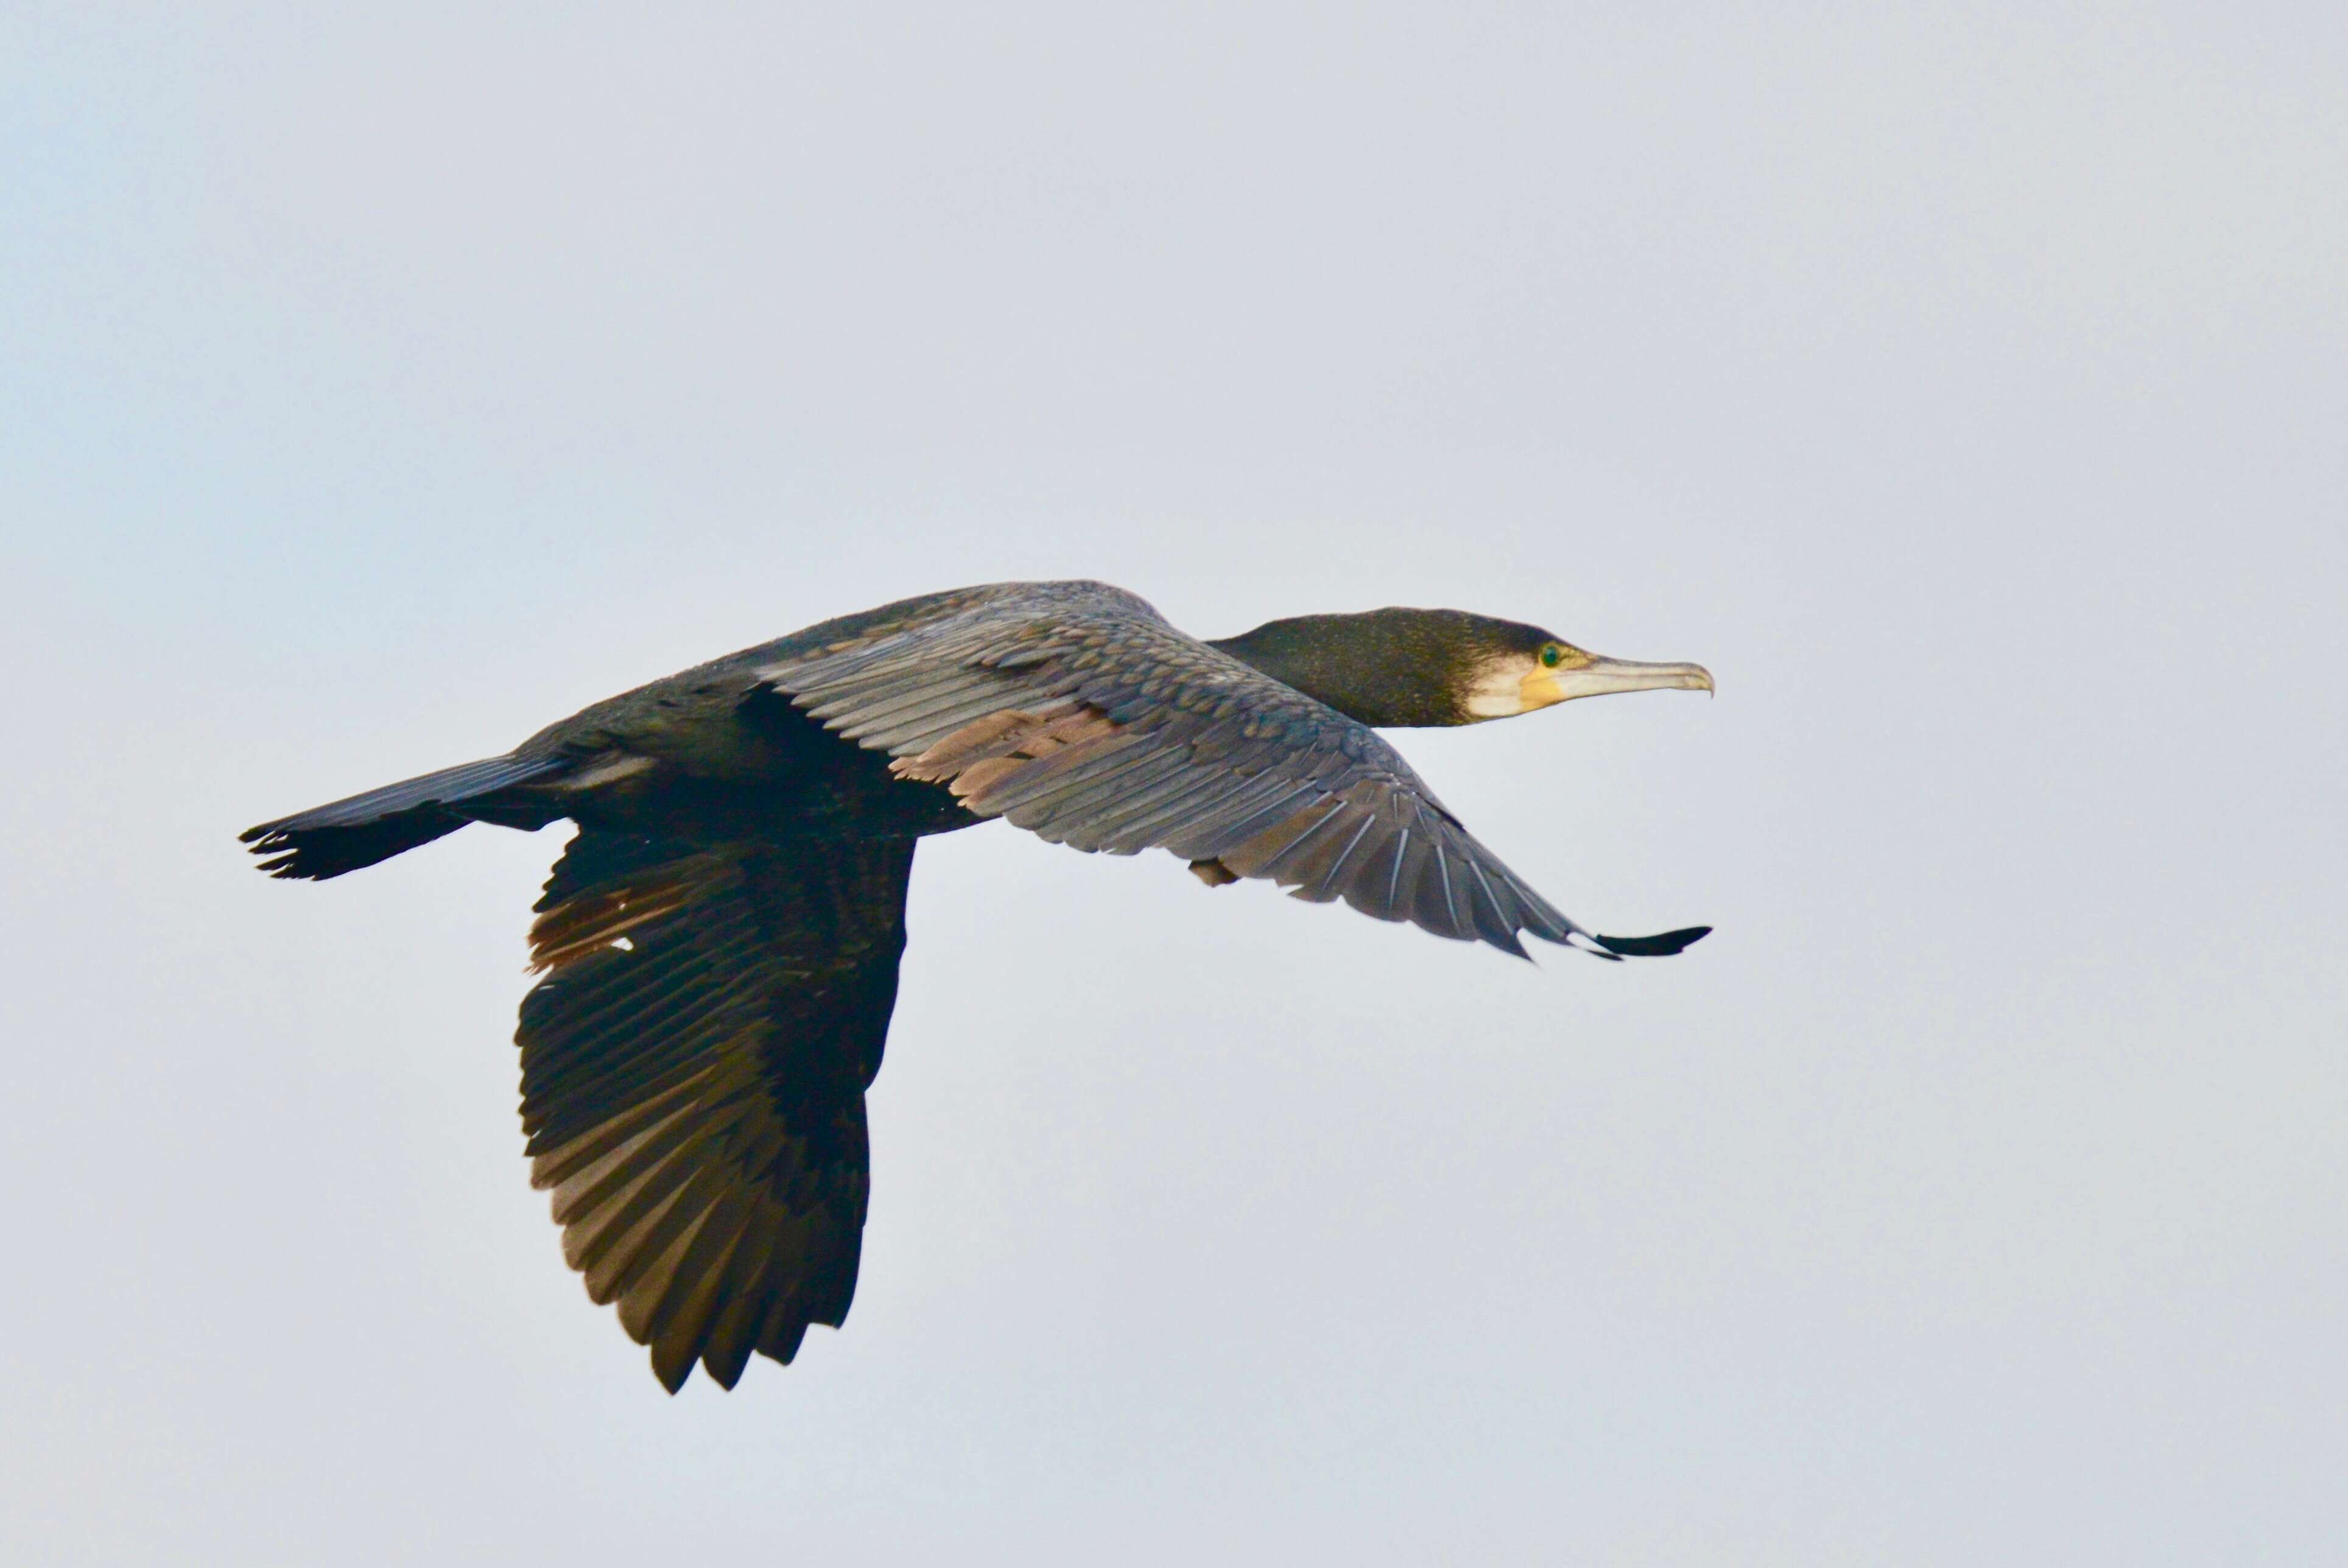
[1539,644,1564,668]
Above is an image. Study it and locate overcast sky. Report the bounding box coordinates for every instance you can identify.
[5,3,2344,1563]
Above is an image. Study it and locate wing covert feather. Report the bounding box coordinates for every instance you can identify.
[756,582,1619,958]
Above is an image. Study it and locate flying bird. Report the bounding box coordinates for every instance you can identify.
[242,580,1714,1391]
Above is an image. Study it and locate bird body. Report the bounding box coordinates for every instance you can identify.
[244,579,1712,1390]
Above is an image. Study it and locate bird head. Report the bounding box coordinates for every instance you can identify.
[1455,619,1715,720]
[1209,608,1713,728]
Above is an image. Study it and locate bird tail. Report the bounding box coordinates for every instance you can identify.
[241,754,571,881]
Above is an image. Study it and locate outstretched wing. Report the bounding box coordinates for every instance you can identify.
[517,828,915,1391]
[756,581,1703,960]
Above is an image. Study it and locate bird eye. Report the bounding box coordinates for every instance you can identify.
[1539,644,1564,668]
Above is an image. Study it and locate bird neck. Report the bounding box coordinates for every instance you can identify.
[1207,614,1471,728]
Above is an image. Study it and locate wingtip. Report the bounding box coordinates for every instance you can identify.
[652,1349,693,1395]
[1592,925,1712,958]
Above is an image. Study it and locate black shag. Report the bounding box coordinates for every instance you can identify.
[242,580,1714,1391]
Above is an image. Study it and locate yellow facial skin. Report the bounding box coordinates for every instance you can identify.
[1464,642,1715,719]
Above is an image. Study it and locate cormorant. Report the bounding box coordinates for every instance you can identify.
[242,580,1714,1391]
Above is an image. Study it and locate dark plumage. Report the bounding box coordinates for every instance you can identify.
[243,579,1712,1390]
[1208,607,1556,726]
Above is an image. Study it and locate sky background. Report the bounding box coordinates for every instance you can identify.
[4,2,2344,1563]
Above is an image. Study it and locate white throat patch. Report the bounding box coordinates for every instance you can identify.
[1460,658,1535,720]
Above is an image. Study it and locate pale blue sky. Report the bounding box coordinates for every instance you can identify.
[5,4,2344,1563]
